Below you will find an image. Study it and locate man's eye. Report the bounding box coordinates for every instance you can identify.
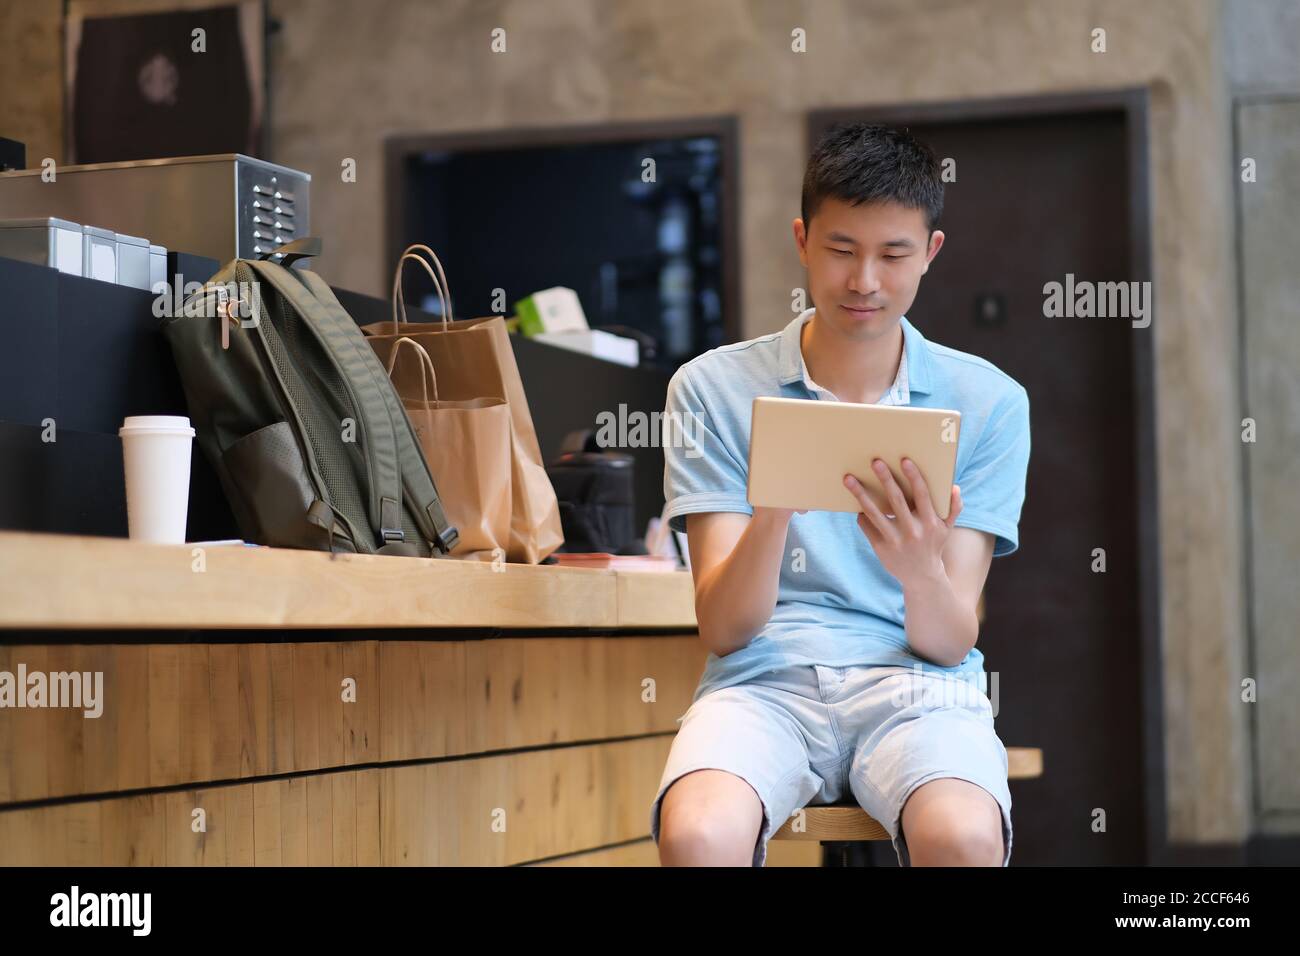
[884,254,906,260]
[830,248,853,256]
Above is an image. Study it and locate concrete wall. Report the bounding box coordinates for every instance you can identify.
[0,1,65,165]
[0,0,1278,849]
[1223,0,1300,838]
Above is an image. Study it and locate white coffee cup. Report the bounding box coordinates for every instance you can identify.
[118,415,196,544]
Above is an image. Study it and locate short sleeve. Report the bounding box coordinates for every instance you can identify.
[662,365,754,534]
[952,385,1031,557]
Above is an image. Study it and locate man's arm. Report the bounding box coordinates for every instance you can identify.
[661,364,790,657]
[892,382,1030,662]
[685,507,800,658]
[900,527,994,666]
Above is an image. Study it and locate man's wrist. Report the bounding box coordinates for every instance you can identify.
[900,557,950,595]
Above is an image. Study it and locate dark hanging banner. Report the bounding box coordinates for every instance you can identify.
[66,2,264,165]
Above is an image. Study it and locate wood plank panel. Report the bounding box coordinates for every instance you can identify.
[43,645,84,801]
[331,771,357,866]
[178,643,214,785]
[148,645,181,788]
[9,645,48,802]
[238,643,271,778]
[82,643,117,795]
[279,776,309,866]
[355,768,381,865]
[319,643,347,769]
[0,737,677,866]
[114,643,150,793]
[1,637,706,804]
[377,641,466,763]
[101,793,166,866]
[251,778,282,866]
[291,644,321,773]
[306,774,333,866]
[209,644,241,780]
[342,642,379,765]
[376,736,675,866]
[268,643,295,776]
[458,637,705,754]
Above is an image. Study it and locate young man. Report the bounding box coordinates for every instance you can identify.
[649,123,1031,867]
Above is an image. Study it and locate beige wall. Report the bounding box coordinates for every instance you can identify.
[1223,0,1300,839]
[0,0,1266,848]
[0,1,65,165]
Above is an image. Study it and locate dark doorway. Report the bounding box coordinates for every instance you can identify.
[809,91,1158,865]
[385,117,741,372]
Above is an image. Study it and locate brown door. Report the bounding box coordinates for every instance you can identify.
[810,105,1148,865]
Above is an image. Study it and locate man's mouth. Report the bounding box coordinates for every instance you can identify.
[841,304,883,314]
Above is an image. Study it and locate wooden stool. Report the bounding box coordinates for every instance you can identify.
[772,746,1043,866]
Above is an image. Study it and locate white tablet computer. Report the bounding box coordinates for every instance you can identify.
[746,396,962,519]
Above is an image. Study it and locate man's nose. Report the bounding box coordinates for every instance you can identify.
[849,260,883,294]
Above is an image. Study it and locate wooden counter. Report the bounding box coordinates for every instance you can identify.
[0,532,832,867]
[0,531,695,630]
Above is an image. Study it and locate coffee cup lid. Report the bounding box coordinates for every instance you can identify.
[122,415,190,429]
[119,415,195,437]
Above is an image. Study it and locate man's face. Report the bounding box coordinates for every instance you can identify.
[794,197,944,340]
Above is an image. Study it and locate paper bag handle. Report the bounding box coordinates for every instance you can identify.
[384,335,442,405]
[391,244,454,332]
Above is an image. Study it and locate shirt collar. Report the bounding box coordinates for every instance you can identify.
[777,307,933,399]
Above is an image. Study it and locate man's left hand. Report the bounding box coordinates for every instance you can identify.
[843,457,962,588]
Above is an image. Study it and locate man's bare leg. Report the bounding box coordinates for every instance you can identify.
[899,777,1004,866]
[658,768,765,866]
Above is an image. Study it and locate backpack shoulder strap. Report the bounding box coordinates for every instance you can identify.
[293,268,459,554]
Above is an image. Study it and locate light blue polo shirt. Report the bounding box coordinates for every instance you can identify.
[662,307,1031,704]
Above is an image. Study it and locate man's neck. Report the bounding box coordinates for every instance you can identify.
[801,309,904,404]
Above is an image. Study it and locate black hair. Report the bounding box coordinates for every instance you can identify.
[801,123,944,234]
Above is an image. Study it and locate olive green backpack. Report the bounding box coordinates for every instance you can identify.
[161,238,459,557]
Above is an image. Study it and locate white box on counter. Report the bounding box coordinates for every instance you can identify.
[115,231,151,290]
[82,224,116,283]
[532,328,640,367]
[0,216,84,275]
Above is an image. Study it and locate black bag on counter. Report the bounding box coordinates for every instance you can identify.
[545,430,637,554]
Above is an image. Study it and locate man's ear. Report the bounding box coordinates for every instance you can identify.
[794,217,809,268]
[921,229,945,274]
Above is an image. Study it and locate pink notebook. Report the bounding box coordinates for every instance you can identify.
[550,553,681,572]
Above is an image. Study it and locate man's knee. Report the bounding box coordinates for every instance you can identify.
[657,769,765,866]
[900,778,1004,866]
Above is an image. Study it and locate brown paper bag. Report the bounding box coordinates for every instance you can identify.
[384,336,512,561]
[362,244,564,563]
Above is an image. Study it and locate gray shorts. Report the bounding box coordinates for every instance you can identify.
[649,662,1012,867]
